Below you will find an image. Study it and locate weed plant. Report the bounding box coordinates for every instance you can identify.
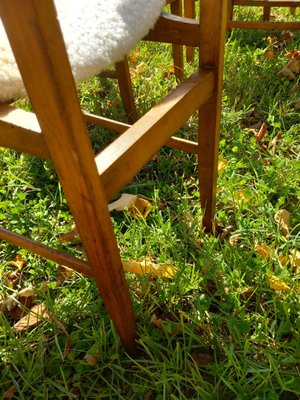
[0,6,300,400]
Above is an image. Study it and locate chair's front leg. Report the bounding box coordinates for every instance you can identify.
[198,0,228,232]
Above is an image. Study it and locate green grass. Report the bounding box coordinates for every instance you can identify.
[1,8,300,400]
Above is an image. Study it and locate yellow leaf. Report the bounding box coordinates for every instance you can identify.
[236,190,250,204]
[130,197,152,220]
[255,242,272,260]
[13,303,49,333]
[7,254,26,271]
[274,209,291,237]
[108,193,152,220]
[218,156,228,173]
[122,258,176,279]
[267,274,291,291]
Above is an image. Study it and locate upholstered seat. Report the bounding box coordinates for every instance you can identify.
[0,0,165,101]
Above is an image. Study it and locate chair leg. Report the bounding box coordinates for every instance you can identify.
[115,58,138,123]
[170,0,184,81]
[198,0,227,232]
[1,0,137,355]
[184,0,195,63]
[263,5,271,21]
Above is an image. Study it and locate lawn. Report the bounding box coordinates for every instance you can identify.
[0,6,300,400]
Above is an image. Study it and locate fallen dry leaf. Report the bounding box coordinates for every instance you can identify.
[122,258,177,279]
[151,315,184,335]
[49,313,72,358]
[255,242,272,260]
[129,197,152,220]
[57,266,76,284]
[257,122,268,141]
[274,209,291,237]
[236,190,250,204]
[109,193,152,220]
[13,303,49,333]
[280,250,300,273]
[17,286,35,298]
[190,350,214,367]
[59,225,80,244]
[264,48,274,60]
[3,384,18,400]
[286,58,300,74]
[218,156,228,173]
[84,354,98,366]
[267,274,291,291]
[7,254,26,271]
[278,65,296,80]
[60,194,152,243]
[108,193,138,212]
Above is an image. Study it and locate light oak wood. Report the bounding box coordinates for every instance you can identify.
[198,0,228,232]
[0,0,137,355]
[96,70,214,200]
[0,227,93,277]
[229,0,300,29]
[0,0,228,353]
[144,13,200,47]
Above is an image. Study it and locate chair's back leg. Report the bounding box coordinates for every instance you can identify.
[198,0,228,232]
[115,58,138,123]
[263,5,271,21]
[170,0,184,81]
[184,0,195,62]
[0,0,137,354]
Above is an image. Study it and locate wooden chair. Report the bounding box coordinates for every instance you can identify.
[228,0,300,29]
[0,0,227,354]
[106,0,197,125]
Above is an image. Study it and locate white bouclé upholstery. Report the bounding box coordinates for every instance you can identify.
[0,0,165,101]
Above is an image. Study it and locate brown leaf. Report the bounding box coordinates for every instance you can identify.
[6,254,26,271]
[286,58,300,74]
[151,315,184,335]
[49,313,72,358]
[3,384,17,400]
[57,266,76,284]
[278,65,296,80]
[190,350,214,367]
[274,209,291,237]
[257,122,268,142]
[83,354,98,366]
[4,271,20,287]
[13,303,49,333]
[263,48,274,60]
[9,296,34,321]
[59,225,80,244]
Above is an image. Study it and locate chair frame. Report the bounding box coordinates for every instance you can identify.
[228,0,300,29]
[0,0,227,354]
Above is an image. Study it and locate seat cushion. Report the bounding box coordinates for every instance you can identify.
[0,0,165,101]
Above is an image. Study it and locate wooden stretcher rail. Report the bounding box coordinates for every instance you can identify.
[144,12,200,47]
[0,227,93,277]
[0,103,50,159]
[233,0,299,6]
[228,20,300,28]
[84,112,198,153]
[96,69,214,200]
